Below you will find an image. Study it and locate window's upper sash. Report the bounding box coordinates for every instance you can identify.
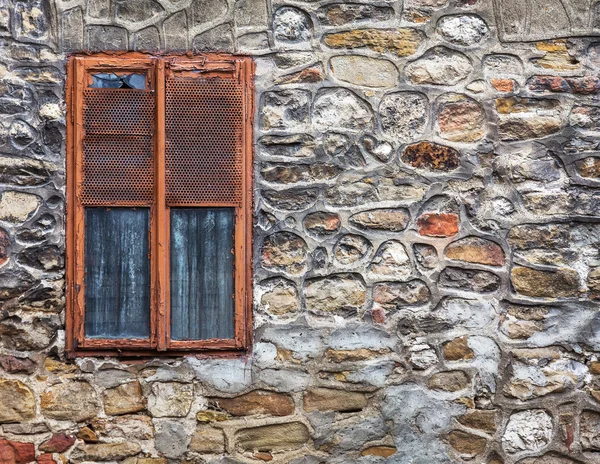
[166,56,242,81]
[79,56,156,90]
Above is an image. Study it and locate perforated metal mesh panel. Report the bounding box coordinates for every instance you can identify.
[83,90,154,135]
[82,89,155,205]
[165,77,244,205]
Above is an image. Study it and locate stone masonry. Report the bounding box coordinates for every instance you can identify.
[3,0,600,463]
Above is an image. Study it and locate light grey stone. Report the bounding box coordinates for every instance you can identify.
[503,409,553,453]
[155,419,192,458]
[192,23,234,52]
[163,11,187,51]
[382,383,465,463]
[406,47,472,86]
[273,7,312,44]
[436,14,488,46]
[189,358,253,393]
[326,324,395,351]
[379,92,429,141]
[313,88,374,131]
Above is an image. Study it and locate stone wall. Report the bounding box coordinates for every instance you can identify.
[2,0,600,463]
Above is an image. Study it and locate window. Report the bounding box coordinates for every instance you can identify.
[66,54,254,357]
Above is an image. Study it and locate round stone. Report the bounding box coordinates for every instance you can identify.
[273,7,312,44]
[313,88,374,131]
[333,234,372,265]
[261,232,308,275]
[436,14,488,46]
[330,55,398,88]
[406,46,472,86]
[379,92,428,141]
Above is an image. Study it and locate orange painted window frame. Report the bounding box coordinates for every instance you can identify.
[65,53,254,358]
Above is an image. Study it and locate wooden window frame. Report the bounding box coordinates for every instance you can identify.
[65,53,254,358]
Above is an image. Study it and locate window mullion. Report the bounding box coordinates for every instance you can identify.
[155,58,168,351]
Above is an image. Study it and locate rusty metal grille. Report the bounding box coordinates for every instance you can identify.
[81,89,155,205]
[83,90,154,135]
[82,136,154,205]
[165,78,244,205]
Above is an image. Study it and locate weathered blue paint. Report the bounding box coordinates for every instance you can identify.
[84,207,151,339]
[170,208,235,340]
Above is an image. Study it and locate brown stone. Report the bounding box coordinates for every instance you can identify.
[590,361,600,375]
[260,279,298,316]
[39,433,76,453]
[349,209,410,232]
[401,141,460,171]
[43,357,78,373]
[41,382,100,422]
[333,234,372,265]
[303,212,341,236]
[445,237,505,266]
[457,410,497,434]
[580,410,600,450]
[74,442,141,461]
[447,430,487,456]
[305,274,366,313]
[373,280,431,309]
[511,267,580,298]
[77,426,99,443]
[437,95,485,142]
[588,267,600,298]
[576,157,600,178]
[209,390,294,417]
[532,40,580,71]
[103,381,145,415]
[417,213,459,237]
[491,78,516,92]
[236,422,310,452]
[442,337,474,361]
[196,410,229,423]
[275,65,324,85]
[324,28,422,57]
[0,379,35,423]
[0,228,7,267]
[427,371,470,392]
[495,97,562,115]
[261,232,308,275]
[303,388,367,412]
[361,446,397,457]
[189,425,225,453]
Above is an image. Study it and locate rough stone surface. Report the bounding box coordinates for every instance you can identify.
[40,382,100,422]
[406,46,473,85]
[401,141,460,171]
[379,91,428,140]
[324,28,422,57]
[313,88,374,131]
[503,410,553,453]
[0,379,35,423]
[236,422,311,452]
[330,56,398,88]
[4,2,600,463]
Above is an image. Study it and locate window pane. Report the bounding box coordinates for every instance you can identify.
[170,208,235,340]
[84,208,150,339]
[90,73,146,89]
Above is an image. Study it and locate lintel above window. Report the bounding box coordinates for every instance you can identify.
[66,54,254,357]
